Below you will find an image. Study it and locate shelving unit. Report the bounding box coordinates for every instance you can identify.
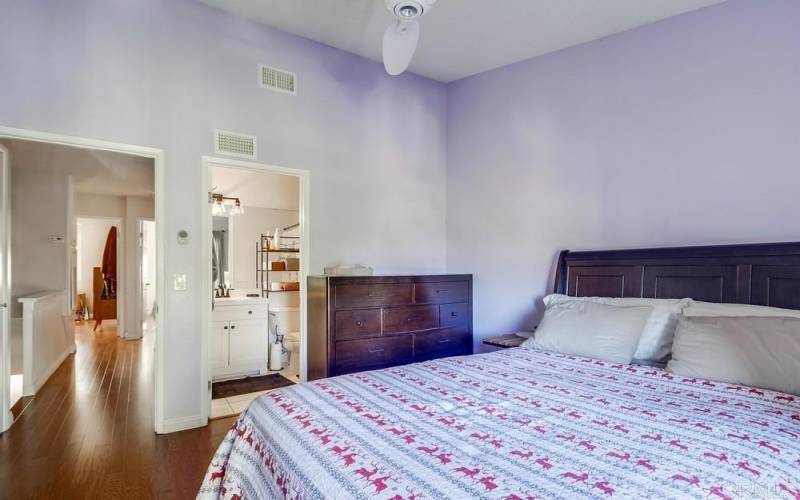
[257,231,302,382]
[256,234,301,298]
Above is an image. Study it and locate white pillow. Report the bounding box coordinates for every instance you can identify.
[667,315,800,395]
[544,294,690,363]
[683,300,800,318]
[522,299,652,364]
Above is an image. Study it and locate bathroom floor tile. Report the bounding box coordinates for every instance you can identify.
[210,399,235,419]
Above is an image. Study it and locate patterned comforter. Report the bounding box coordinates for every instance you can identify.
[199,348,800,499]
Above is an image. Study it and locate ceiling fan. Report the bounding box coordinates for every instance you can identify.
[382,0,437,76]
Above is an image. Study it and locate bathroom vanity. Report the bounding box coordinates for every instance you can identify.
[211,296,270,380]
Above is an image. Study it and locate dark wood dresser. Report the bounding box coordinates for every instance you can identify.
[307,275,473,380]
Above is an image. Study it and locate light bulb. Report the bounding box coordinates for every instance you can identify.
[399,5,418,17]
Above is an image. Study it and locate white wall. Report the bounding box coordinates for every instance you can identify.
[231,207,299,291]
[210,168,299,211]
[5,155,69,318]
[76,217,119,315]
[446,0,800,350]
[75,193,127,219]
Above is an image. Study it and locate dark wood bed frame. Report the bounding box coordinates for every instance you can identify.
[553,241,800,309]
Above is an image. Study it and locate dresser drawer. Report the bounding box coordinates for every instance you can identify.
[308,274,472,381]
[415,327,471,359]
[334,335,413,372]
[440,302,469,328]
[383,305,439,334]
[212,305,268,322]
[334,283,412,309]
[414,281,469,304]
[334,309,381,340]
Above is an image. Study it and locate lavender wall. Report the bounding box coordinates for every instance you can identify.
[0,0,447,426]
[446,0,800,349]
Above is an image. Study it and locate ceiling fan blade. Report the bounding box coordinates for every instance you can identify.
[382,20,420,76]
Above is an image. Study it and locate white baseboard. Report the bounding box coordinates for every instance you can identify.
[23,347,71,397]
[158,414,206,434]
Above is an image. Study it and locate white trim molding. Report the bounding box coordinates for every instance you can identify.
[160,414,206,434]
[0,144,11,432]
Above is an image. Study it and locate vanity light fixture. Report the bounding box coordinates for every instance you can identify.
[209,192,245,216]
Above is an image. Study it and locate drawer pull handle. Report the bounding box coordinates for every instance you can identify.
[450,312,458,317]
[436,290,443,294]
[355,321,363,327]
[223,326,228,330]
[230,325,236,330]
[368,348,385,354]
[248,310,253,314]
[439,339,451,344]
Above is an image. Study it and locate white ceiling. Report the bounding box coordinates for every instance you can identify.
[0,139,155,197]
[211,166,299,211]
[199,0,725,82]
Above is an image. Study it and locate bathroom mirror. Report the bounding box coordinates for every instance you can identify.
[212,215,231,288]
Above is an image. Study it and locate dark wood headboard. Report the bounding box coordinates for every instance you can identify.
[553,242,800,309]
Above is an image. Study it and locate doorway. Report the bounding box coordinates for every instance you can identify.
[0,127,165,434]
[140,219,157,338]
[75,217,122,332]
[201,156,309,421]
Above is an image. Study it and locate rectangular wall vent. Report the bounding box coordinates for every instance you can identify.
[214,129,257,159]
[260,64,297,95]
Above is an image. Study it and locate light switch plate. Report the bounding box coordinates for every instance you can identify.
[173,274,188,291]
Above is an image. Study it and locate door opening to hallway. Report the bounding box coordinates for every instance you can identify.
[0,136,159,435]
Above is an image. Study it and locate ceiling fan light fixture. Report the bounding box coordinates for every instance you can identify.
[383,0,436,76]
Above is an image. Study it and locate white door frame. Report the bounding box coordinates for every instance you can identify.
[0,145,12,432]
[0,126,167,434]
[200,156,310,423]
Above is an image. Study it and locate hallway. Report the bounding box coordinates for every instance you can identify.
[0,322,235,498]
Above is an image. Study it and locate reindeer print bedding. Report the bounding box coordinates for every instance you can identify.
[199,347,800,499]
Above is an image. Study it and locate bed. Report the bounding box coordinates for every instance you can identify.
[199,242,800,499]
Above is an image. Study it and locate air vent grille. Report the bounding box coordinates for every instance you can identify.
[260,64,297,95]
[214,129,257,159]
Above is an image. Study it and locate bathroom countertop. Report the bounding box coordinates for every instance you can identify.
[213,295,269,306]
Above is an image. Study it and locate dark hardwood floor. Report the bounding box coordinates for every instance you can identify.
[0,321,236,499]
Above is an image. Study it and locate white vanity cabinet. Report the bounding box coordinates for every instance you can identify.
[211,298,269,380]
